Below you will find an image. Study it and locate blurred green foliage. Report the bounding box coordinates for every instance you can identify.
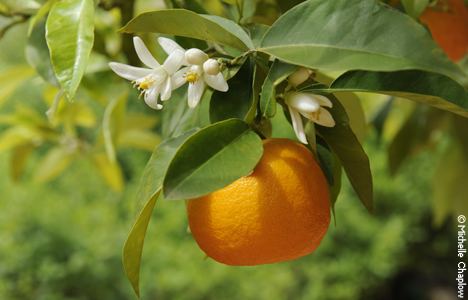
[0,135,456,300]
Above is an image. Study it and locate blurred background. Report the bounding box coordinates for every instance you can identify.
[0,0,466,299]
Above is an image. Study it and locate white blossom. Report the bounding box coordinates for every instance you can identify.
[158,37,229,108]
[108,37,185,110]
[285,68,335,144]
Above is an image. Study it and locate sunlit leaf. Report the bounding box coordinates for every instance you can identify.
[163,119,263,200]
[46,0,95,99]
[118,130,160,152]
[260,0,464,82]
[33,146,74,182]
[120,9,253,50]
[92,152,124,192]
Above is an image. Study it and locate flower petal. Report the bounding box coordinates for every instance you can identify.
[158,37,185,54]
[163,49,185,75]
[160,79,172,101]
[286,92,320,113]
[109,62,152,81]
[188,80,205,108]
[314,108,335,127]
[133,37,160,69]
[314,94,333,108]
[144,87,162,110]
[171,67,189,90]
[204,73,228,92]
[288,106,307,144]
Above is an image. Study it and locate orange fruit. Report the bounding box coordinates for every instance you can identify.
[186,138,330,266]
[419,0,468,61]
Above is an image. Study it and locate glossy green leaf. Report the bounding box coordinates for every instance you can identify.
[330,70,468,118]
[26,20,58,85]
[260,0,464,82]
[124,130,196,297]
[120,9,253,50]
[210,59,254,123]
[46,0,95,99]
[259,60,296,117]
[317,95,373,212]
[163,119,263,200]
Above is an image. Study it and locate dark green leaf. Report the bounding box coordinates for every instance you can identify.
[259,60,296,117]
[46,0,95,99]
[317,95,373,212]
[330,70,468,118]
[260,0,464,82]
[163,119,263,200]
[210,59,254,123]
[120,9,253,51]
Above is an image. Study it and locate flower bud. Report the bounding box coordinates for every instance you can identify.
[203,59,220,75]
[185,48,208,65]
[288,67,312,87]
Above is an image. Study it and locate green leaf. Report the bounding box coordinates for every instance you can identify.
[123,192,158,299]
[388,106,444,175]
[317,95,373,212]
[92,153,124,192]
[401,0,429,19]
[316,142,342,216]
[26,20,58,86]
[260,0,464,82]
[46,0,95,99]
[163,119,263,200]
[330,70,468,118]
[120,9,253,51]
[33,147,74,182]
[432,145,468,226]
[10,144,34,181]
[210,59,254,123]
[124,130,196,297]
[259,60,296,118]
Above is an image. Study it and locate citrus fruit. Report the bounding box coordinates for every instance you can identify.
[186,138,331,266]
[419,0,468,61]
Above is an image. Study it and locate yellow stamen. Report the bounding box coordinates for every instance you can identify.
[186,72,199,84]
[137,77,155,90]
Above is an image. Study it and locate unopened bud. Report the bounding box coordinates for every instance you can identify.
[185,48,208,65]
[203,59,220,75]
[288,67,312,87]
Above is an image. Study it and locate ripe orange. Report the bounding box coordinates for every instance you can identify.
[186,138,331,266]
[419,0,468,61]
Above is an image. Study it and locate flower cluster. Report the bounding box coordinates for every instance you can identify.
[109,37,228,110]
[284,68,336,144]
